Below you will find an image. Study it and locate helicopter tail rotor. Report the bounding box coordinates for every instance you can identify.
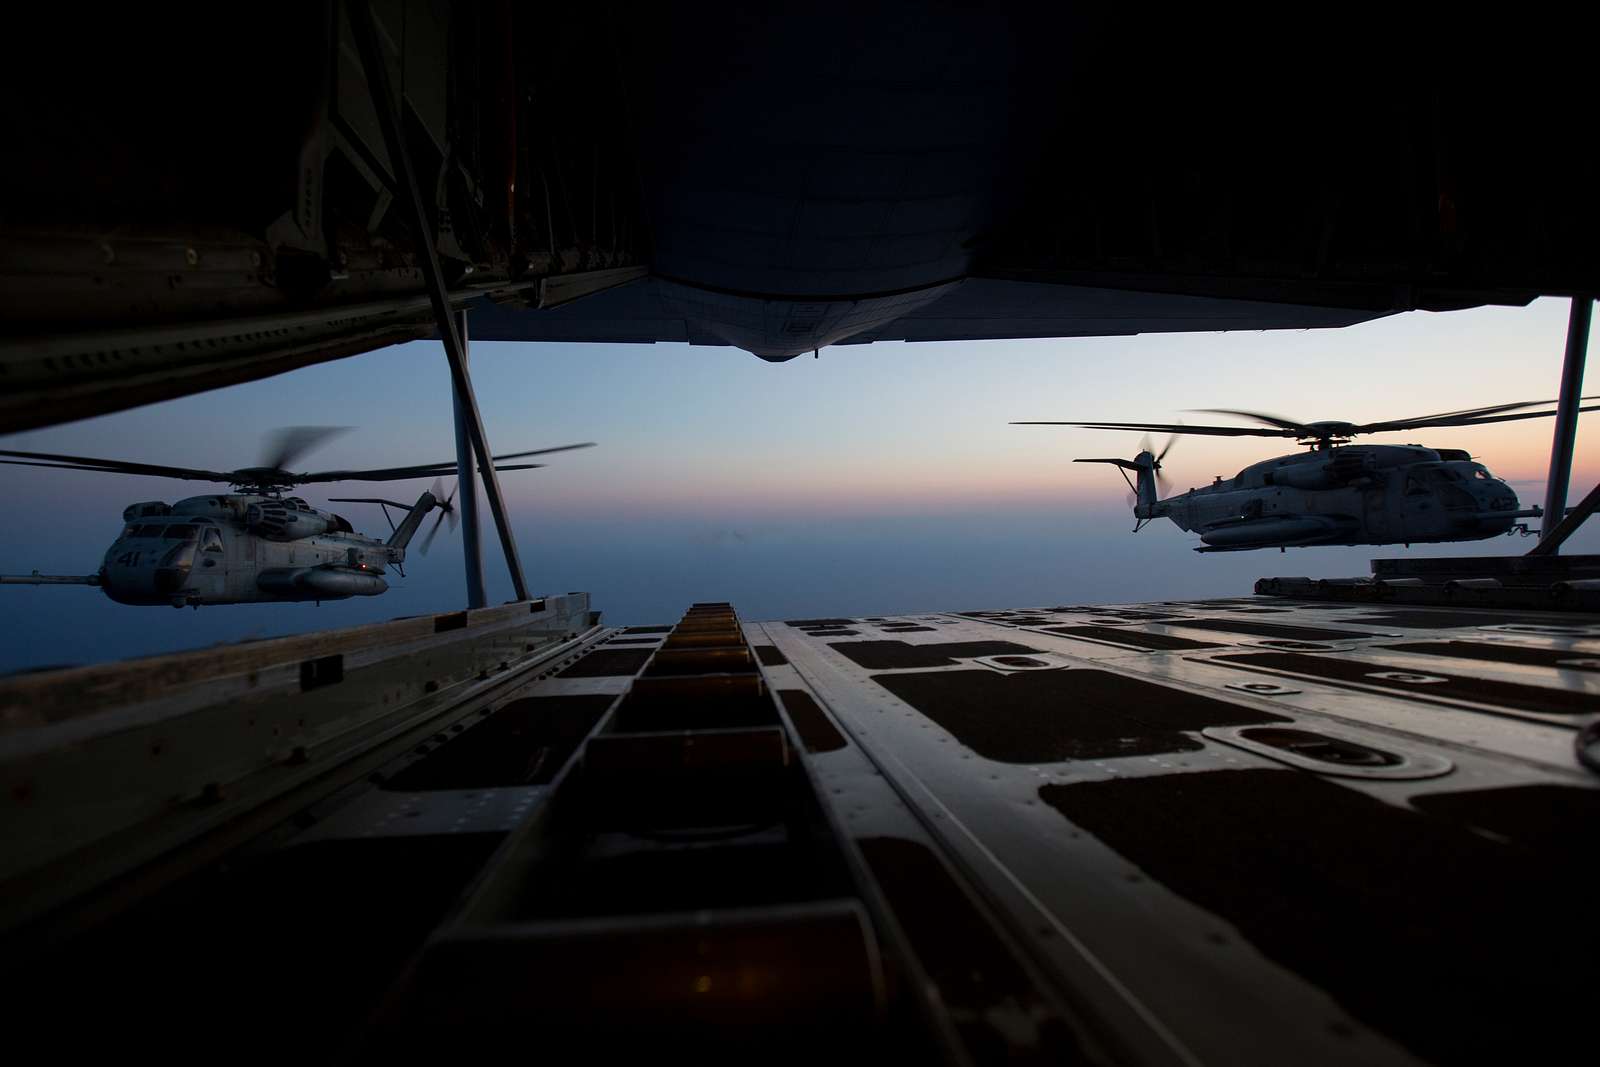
[1139,432,1178,496]
[1076,453,1161,525]
[420,478,461,556]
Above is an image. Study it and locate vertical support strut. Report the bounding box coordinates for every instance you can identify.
[1540,297,1594,549]
[348,0,530,601]
[452,310,488,609]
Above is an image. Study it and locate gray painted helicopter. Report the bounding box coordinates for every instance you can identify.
[0,428,593,606]
[1014,398,1600,552]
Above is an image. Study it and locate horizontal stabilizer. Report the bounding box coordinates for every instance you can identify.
[1074,457,1142,471]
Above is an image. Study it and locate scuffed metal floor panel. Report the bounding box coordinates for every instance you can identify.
[6,594,1596,1065]
[751,596,1600,1065]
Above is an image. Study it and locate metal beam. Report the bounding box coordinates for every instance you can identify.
[1539,297,1593,548]
[452,310,487,609]
[348,0,529,601]
[1527,478,1600,556]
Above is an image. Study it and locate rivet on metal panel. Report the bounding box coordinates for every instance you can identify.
[1225,681,1302,696]
[1365,671,1448,684]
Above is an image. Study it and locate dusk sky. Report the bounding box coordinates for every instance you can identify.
[1,294,1594,672]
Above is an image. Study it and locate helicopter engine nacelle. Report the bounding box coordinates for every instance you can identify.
[246,499,334,541]
[172,495,248,523]
[1265,465,1335,490]
[1266,452,1375,490]
[122,501,172,522]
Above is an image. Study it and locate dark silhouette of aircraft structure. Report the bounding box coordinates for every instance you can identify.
[1,6,1597,1065]
[1,5,1595,432]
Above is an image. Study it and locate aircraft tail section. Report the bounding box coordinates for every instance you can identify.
[1076,451,1160,520]
[387,491,439,552]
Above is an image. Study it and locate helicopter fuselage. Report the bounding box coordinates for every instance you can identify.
[99,494,401,606]
[1141,444,1534,551]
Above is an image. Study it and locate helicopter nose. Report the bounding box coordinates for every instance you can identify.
[153,543,196,594]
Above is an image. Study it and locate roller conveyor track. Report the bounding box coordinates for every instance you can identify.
[2,603,1099,1066]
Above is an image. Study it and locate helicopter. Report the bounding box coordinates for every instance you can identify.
[0,428,594,606]
[1012,398,1600,552]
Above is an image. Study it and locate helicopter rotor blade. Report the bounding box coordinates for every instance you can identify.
[1012,421,1294,438]
[293,462,545,483]
[1353,401,1600,435]
[0,433,571,489]
[1136,433,1169,493]
[422,511,448,559]
[260,426,351,473]
[419,478,462,556]
[487,442,597,461]
[0,450,236,482]
[428,477,461,529]
[1017,397,1600,453]
[297,442,593,484]
[1407,403,1600,431]
[1357,396,1600,432]
[1188,408,1309,433]
[1155,432,1179,495]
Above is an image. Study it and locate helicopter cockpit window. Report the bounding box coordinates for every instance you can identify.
[201,528,224,553]
[134,524,165,538]
[1472,467,1491,480]
[163,524,200,542]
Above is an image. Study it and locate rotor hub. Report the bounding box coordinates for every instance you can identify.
[229,467,297,493]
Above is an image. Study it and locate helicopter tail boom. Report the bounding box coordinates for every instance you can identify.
[386,491,441,553]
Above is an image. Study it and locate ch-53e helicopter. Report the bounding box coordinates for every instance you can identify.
[1013,398,1600,552]
[0,428,593,606]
